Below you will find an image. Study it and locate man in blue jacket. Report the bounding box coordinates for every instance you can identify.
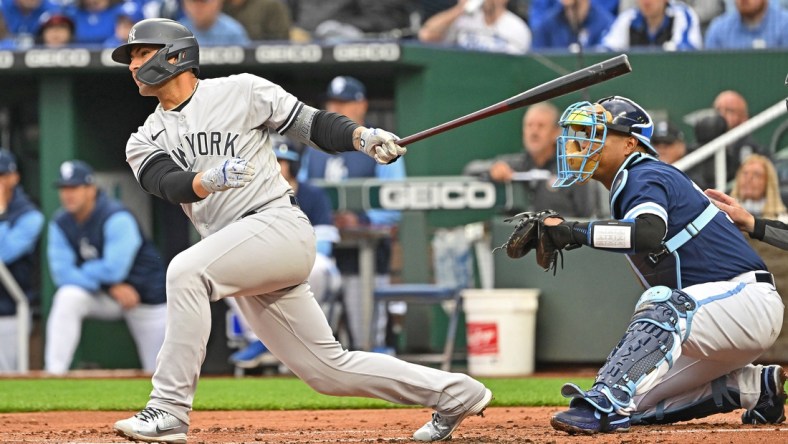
[0,149,44,373]
[44,160,167,375]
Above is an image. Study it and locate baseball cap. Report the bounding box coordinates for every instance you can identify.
[326,76,366,102]
[0,149,17,174]
[651,119,684,144]
[55,160,95,187]
[38,12,75,34]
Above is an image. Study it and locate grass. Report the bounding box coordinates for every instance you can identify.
[0,376,595,413]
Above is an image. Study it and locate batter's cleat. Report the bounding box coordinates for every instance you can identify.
[229,341,279,369]
[551,396,630,435]
[114,407,188,443]
[412,388,492,441]
[742,365,787,424]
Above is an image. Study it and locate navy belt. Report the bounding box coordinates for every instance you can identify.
[755,272,776,287]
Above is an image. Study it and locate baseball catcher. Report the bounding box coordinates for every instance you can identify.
[503,96,785,436]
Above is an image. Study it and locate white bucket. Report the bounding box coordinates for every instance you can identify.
[462,289,540,377]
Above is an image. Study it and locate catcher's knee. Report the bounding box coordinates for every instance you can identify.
[595,286,697,411]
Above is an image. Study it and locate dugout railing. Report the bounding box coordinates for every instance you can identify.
[0,261,29,373]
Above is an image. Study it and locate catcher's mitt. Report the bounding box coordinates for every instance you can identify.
[496,209,570,274]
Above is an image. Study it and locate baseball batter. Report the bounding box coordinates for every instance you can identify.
[110,19,491,444]
[505,96,785,434]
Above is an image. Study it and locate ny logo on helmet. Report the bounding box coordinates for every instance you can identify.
[128,28,136,43]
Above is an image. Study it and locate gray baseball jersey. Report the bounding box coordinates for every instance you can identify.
[125,73,489,429]
[127,74,295,238]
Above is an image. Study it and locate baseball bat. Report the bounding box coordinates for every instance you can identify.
[397,54,632,147]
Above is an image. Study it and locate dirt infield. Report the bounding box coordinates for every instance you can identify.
[1,407,786,443]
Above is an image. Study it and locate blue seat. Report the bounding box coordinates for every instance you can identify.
[372,284,463,371]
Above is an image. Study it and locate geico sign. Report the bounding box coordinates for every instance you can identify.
[200,47,245,65]
[0,51,14,69]
[255,45,322,63]
[25,49,91,67]
[379,182,496,210]
[333,43,400,62]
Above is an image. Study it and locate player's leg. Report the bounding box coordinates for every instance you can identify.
[123,303,167,373]
[44,286,123,374]
[631,278,784,424]
[117,204,316,439]
[551,285,697,434]
[630,360,766,424]
[235,285,490,441]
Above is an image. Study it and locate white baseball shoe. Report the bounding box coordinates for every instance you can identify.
[412,388,493,441]
[114,407,189,443]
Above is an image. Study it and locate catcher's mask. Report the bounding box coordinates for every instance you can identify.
[554,96,656,187]
[111,18,199,86]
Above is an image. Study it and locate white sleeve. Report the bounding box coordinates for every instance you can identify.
[600,9,635,51]
[126,121,169,181]
[242,73,302,134]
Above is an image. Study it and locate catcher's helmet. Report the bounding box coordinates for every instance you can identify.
[554,96,656,187]
[111,18,199,86]
[596,96,656,155]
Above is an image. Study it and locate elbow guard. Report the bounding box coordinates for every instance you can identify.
[586,214,665,252]
[310,111,359,154]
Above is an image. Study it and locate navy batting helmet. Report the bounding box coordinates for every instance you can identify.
[111,18,199,86]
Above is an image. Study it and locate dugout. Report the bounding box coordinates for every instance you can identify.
[1,44,785,372]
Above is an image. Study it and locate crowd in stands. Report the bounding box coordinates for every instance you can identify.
[0,0,786,51]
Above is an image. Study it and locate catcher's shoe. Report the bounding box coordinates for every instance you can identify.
[551,396,630,435]
[742,365,787,424]
[114,407,188,443]
[412,388,492,441]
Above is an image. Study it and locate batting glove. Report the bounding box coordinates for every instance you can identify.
[359,128,407,164]
[200,158,256,193]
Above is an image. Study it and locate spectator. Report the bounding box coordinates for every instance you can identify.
[705,0,788,49]
[600,0,702,51]
[730,154,788,220]
[651,118,686,164]
[67,0,132,45]
[227,136,342,369]
[529,0,619,32]
[222,0,291,41]
[532,0,615,51]
[44,160,167,375]
[180,0,250,46]
[688,111,726,190]
[36,11,74,47]
[713,90,765,180]
[619,0,725,32]
[463,102,598,217]
[0,149,44,373]
[287,0,415,42]
[298,76,406,352]
[418,0,531,54]
[103,2,144,47]
[1,0,58,49]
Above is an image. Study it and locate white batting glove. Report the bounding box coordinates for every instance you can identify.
[200,158,255,193]
[359,128,407,164]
